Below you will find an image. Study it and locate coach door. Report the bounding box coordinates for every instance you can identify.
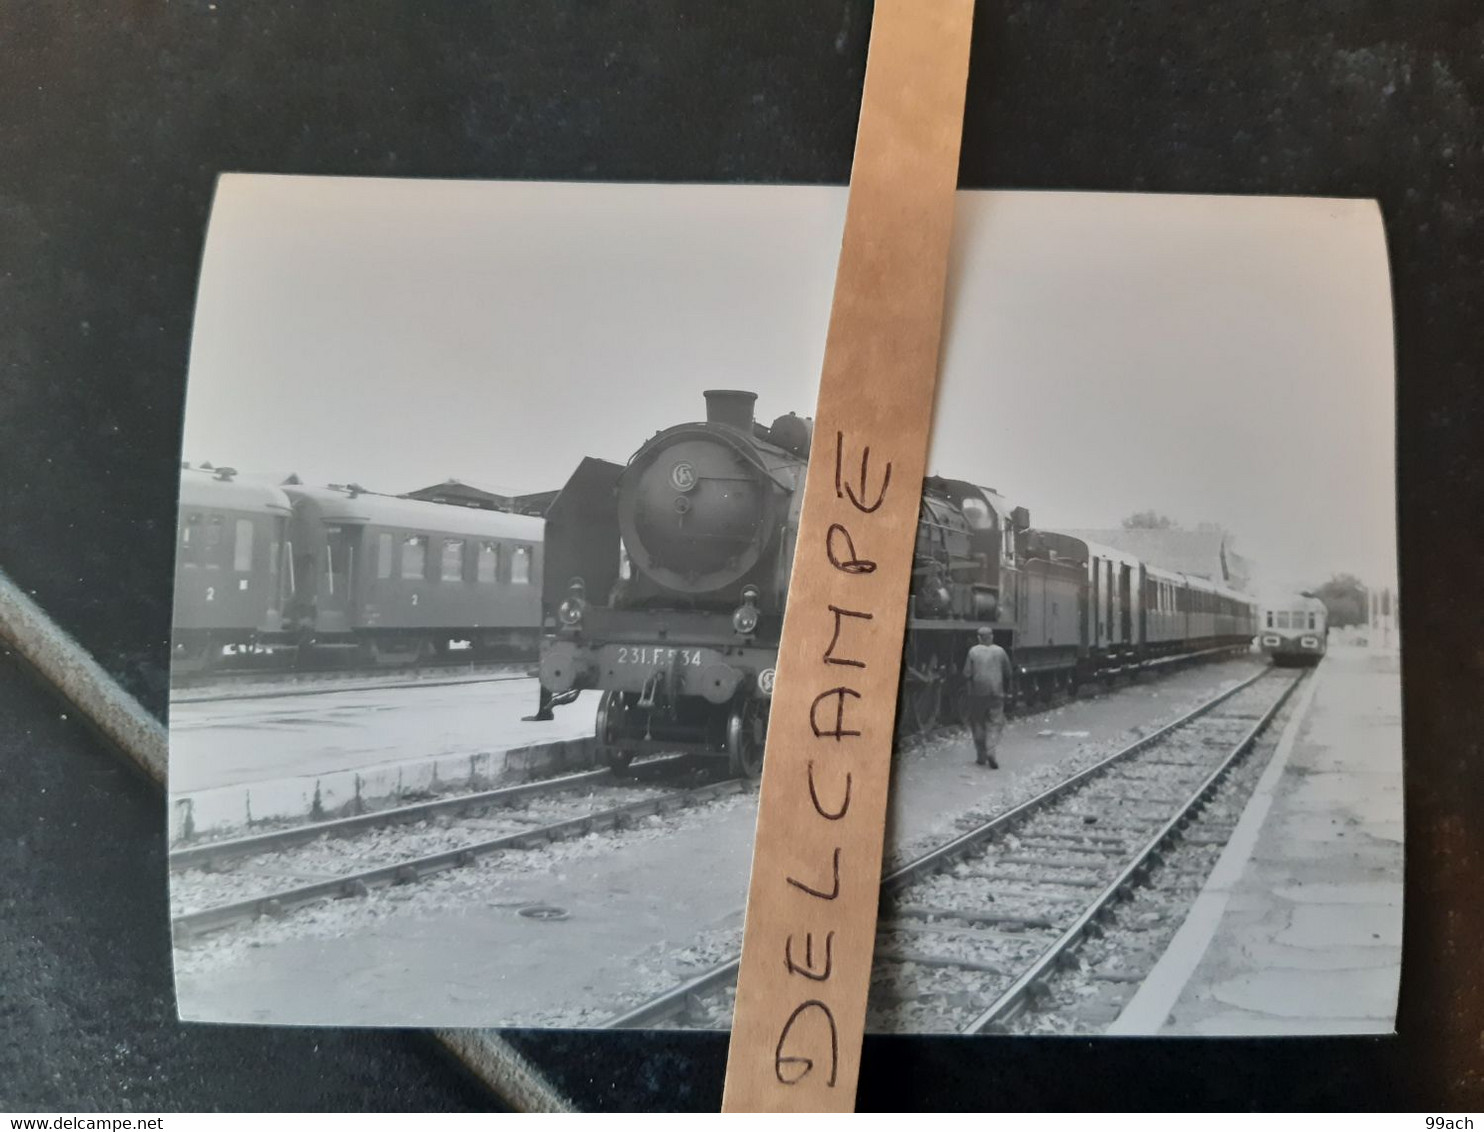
[318,523,359,632]
[1103,559,1116,645]
[1090,557,1102,647]
[1127,564,1140,645]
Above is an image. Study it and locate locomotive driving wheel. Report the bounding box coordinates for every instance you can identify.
[595,690,636,772]
[726,697,768,780]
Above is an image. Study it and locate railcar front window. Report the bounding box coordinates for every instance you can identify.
[511,545,532,585]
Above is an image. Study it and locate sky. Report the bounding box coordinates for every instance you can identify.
[183,176,1395,592]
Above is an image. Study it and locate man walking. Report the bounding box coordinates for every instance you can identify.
[963,627,1013,768]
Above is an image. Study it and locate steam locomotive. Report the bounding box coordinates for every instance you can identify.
[537,391,1259,778]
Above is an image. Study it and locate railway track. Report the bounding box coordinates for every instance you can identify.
[599,665,1303,1031]
[169,754,693,869]
[170,756,735,940]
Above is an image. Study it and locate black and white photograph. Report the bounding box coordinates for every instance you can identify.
[167,174,1400,1036]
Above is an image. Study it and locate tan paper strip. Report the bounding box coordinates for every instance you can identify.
[721,0,975,1112]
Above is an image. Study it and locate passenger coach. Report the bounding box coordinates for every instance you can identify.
[172,467,293,670]
[281,483,544,663]
[171,468,545,669]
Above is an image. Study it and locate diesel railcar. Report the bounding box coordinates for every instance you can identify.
[1258,592,1329,666]
[535,390,1259,777]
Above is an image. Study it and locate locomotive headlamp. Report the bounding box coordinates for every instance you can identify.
[557,578,587,628]
[732,585,760,635]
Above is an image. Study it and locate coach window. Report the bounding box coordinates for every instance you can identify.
[233,519,254,571]
[401,535,427,579]
[376,533,393,579]
[1308,612,1317,630]
[511,545,532,585]
[441,538,466,582]
[477,541,500,583]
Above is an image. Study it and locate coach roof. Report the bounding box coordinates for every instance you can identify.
[282,483,544,541]
[179,468,293,515]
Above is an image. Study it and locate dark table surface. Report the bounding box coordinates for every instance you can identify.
[3,0,1481,1111]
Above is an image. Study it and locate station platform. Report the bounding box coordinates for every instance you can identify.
[168,677,601,841]
[1111,643,1403,1035]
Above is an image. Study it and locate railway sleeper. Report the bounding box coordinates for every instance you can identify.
[938,882,1086,904]
[881,921,1053,945]
[874,949,1012,977]
[1092,970,1149,984]
[953,862,1074,881]
[1133,757,1207,768]
[1013,838,1130,854]
[1179,829,1236,846]
[1000,853,1120,870]
[889,903,1057,930]
[991,870,1105,889]
[1016,830,1130,847]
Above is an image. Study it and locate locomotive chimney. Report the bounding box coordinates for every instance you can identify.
[703,389,757,431]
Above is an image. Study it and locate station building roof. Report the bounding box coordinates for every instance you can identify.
[404,478,558,516]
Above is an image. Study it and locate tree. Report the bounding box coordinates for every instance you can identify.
[1313,573,1368,628]
[1122,510,1179,530]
